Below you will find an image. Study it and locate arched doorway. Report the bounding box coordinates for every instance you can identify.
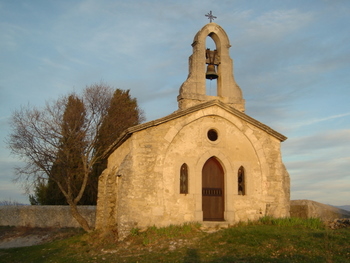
[202,157,224,221]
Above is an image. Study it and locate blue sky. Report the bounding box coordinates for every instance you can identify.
[0,0,349,206]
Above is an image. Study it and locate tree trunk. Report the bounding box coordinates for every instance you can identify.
[69,203,91,232]
[55,181,91,232]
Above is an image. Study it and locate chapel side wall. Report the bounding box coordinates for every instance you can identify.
[263,137,290,217]
[116,126,173,239]
[95,169,109,229]
[244,122,290,218]
[95,139,132,230]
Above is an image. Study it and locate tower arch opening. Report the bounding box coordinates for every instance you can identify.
[178,23,245,111]
[205,36,218,96]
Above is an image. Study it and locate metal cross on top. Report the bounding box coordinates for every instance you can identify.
[205,11,217,23]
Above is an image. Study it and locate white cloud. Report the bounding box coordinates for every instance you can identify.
[38,57,71,71]
[233,8,314,46]
[292,113,350,129]
[253,9,313,35]
[1,0,350,206]
[284,129,350,155]
[285,128,350,205]
[291,177,350,206]
[0,22,27,51]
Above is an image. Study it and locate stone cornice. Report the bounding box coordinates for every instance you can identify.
[104,100,287,158]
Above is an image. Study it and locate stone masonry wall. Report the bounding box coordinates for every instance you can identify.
[95,102,290,239]
[0,206,96,228]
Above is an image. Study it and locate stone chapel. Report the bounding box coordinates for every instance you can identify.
[95,22,290,238]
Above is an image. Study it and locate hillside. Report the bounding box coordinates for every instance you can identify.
[290,200,350,221]
[337,205,350,211]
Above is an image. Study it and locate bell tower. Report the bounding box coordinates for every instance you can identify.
[177,22,245,112]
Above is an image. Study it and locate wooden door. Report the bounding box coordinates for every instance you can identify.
[202,157,224,221]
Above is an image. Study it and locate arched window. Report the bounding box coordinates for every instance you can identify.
[180,163,188,194]
[238,166,245,195]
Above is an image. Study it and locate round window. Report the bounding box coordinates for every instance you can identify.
[207,129,218,141]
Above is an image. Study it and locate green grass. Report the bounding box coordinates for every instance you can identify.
[0,219,349,263]
[256,216,325,229]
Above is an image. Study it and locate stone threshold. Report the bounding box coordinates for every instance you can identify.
[200,221,231,232]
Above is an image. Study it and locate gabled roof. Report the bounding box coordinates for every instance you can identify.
[104,100,287,157]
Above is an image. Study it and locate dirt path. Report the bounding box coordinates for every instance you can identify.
[0,227,82,249]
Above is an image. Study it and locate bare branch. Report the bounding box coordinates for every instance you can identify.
[6,83,143,231]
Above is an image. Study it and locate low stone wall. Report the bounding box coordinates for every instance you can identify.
[0,206,96,228]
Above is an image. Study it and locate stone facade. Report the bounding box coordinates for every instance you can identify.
[96,23,290,239]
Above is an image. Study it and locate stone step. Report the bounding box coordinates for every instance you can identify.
[200,221,230,232]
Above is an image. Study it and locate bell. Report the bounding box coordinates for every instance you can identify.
[206,64,218,80]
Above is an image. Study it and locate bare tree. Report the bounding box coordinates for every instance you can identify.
[7,83,115,231]
[0,199,22,206]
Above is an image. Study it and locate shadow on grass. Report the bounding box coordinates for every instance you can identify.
[183,248,201,263]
